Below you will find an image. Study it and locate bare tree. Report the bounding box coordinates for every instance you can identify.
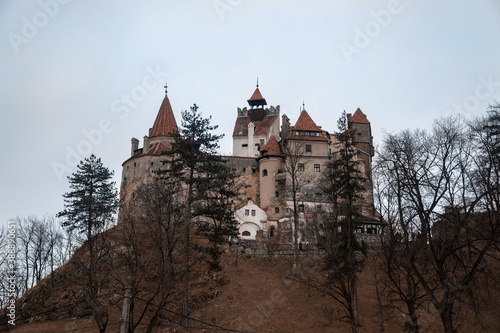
[281,138,312,271]
[377,114,500,333]
[110,179,184,333]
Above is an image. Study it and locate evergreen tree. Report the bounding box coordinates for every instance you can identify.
[317,111,366,331]
[58,154,119,242]
[159,104,235,327]
[57,154,118,333]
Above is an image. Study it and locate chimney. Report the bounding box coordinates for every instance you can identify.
[143,135,150,154]
[281,114,290,139]
[131,138,139,157]
[346,113,352,121]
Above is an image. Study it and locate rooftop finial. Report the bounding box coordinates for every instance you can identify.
[256,77,259,88]
[164,83,168,95]
[303,100,305,111]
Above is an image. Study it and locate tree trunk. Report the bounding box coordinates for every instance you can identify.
[182,173,194,327]
[352,278,361,327]
[439,303,455,333]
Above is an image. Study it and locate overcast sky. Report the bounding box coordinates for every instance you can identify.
[1,0,499,226]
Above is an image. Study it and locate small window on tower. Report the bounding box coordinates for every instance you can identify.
[242,231,251,236]
[245,209,249,216]
[306,144,311,152]
[251,210,256,216]
[275,207,280,214]
[263,169,268,176]
[298,163,305,172]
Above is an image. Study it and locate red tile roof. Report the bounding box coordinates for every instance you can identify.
[232,115,278,137]
[260,135,283,157]
[248,87,265,101]
[149,95,178,137]
[293,110,321,131]
[350,108,370,124]
[146,142,171,155]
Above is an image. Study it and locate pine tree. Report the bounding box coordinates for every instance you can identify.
[158,104,235,327]
[58,154,119,242]
[317,111,366,331]
[57,154,118,333]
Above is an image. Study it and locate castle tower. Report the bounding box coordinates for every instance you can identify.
[347,108,374,181]
[119,88,179,218]
[232,83,280,157]
[257,135,285,219]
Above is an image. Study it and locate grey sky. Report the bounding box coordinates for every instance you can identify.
[1,0,499,226]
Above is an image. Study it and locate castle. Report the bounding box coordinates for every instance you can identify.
[119,83,381,246]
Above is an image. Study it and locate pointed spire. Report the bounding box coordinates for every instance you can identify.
[149,91,178,137]
[294,110,321,131]
[349,108,370,124]
[248,79,267,107]
[164,82,168,95]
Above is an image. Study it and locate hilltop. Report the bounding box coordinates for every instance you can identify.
[3,220,500,332]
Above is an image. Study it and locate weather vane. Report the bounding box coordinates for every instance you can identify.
[164,83,168,95]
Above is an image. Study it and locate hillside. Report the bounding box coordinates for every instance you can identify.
[2,222,500,333]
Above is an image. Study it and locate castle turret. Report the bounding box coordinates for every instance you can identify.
[348,108,374,181]
[257,135,285,219]
[232,82,280,157]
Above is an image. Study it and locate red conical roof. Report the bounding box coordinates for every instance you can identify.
[149,94,178,137]
[247,87,267,106]
[293,110,321,131]
[349,108,370,124]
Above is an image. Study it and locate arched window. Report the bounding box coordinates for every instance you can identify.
[242,231,251,236]
[263,169,268,176]
[275,207,279,214]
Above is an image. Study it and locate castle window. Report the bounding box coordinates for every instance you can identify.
[260,139,265,146]
[297,187,301,193]
[314,164,320,172]
[245,209,249,216]
[367,224,378,234]
[315,192,322,198]
[275,191,279,197]
[263,169,268,176]
[298,163,304,172]
[270,226,275,237]
[242,144,248,147]
[298,205,305,212]
[286,207,292,214]
[316,205,322,212]
[251,210,256,216]
[242,231,251,236]
[275,207,279,214]
[151,162,154,166]
[306,144,311,152]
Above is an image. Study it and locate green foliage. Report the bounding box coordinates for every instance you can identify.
[158,104,238,270]
[58,155,118,240]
